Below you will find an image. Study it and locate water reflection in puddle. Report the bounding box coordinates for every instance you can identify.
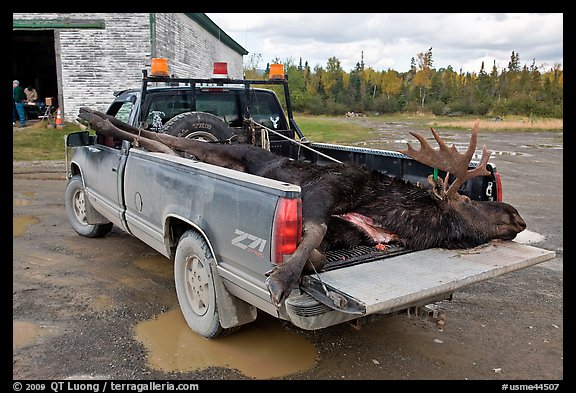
[135,309,317,379]
[13,215,39,237]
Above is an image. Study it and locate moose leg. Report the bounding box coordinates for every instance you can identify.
[77,113,179,156]
[303,249,327,272]
[266,221,327,307]
[79,107,248,171]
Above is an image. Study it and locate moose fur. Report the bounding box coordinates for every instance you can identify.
[78,108,527,307]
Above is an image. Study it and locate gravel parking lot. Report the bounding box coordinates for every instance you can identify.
[13,124,563,381]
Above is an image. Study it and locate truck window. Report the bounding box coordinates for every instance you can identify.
[196,93,241,127]
[144,91,243,129]
[114,101,134,124]
[139,89,287,131]
[103,96,135,148]
[107,100,134,123]
[145,93,191,129]
[249,92,287,130]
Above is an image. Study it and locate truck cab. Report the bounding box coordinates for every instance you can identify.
[105,62,302,158]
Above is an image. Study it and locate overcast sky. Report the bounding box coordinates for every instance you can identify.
[206,13,563,74]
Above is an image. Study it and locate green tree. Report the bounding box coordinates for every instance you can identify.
[412,47,433,108]
[476,61,492,102]
[363,66,381,106]
[380,69,403,99]
[508,51,521,72]
[243,47,561,117]
[323,57,345,102]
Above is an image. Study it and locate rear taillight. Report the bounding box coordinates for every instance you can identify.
[494,172,503,202]
[271,197,302,265]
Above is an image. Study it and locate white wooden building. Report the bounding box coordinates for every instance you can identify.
[12,13,247,121]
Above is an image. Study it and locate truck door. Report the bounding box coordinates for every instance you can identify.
[82,133,129,231]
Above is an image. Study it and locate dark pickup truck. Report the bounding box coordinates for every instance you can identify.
[65,61,555,338]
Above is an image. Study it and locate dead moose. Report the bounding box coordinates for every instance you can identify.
[78,108,527,307]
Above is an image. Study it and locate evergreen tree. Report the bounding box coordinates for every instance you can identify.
[243,48,561,117]
[477,61,492,102]
[508,51,521,72]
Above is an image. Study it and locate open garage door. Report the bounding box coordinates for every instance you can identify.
[12,30,59,118]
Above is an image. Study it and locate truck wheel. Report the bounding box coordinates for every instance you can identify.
[174,230,235,338]
[65,175,113,238]
[161,112,235,142]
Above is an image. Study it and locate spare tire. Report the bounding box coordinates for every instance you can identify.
[161,111,236,142]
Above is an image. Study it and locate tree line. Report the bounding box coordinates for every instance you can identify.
[244,49,563,118]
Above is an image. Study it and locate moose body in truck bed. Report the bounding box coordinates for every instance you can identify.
[64,65,555,338]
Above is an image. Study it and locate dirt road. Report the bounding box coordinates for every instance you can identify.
[13,125,563,381]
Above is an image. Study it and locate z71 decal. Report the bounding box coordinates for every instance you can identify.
[231,229,266,257]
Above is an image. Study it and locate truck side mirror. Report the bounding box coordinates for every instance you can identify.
[65,131,92,147]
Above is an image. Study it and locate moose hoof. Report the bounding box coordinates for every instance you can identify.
[265,275,290,308]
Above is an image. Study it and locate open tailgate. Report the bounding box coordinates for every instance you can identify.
[300,240,556,315]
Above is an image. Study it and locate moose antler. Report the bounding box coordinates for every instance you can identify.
[399,119,492,199]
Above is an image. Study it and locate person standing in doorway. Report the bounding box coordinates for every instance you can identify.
[13,80,27,128]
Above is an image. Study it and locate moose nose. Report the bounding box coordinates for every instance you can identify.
[517,218,527,231]
[515,215,527,232]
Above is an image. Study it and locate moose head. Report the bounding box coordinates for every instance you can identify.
[396,119,527,248]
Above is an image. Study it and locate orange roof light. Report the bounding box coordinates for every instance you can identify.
[269,63,284,79]
[213,62,228,78]
[151,58,169,76]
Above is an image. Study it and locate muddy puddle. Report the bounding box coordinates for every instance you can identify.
[134,255,173,280]
[13,215,39,237]
[13,320,57,350]
[135,309,317,379]
[14,199,32,207]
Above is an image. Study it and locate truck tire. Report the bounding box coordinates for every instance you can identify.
[174,230,238,338]
[161,111,236,142]
[65,175,113,238]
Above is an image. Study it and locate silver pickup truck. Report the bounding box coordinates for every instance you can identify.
[64,65,556,338]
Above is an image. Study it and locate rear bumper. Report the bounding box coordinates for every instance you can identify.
[284,292,361,330]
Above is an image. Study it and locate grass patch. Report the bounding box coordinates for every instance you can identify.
[293,114,374,143]
[13,114,562,162]
[13,121,87,161]
[294,113,563,146]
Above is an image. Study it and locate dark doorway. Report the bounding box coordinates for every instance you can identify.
[12,29,59,116]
